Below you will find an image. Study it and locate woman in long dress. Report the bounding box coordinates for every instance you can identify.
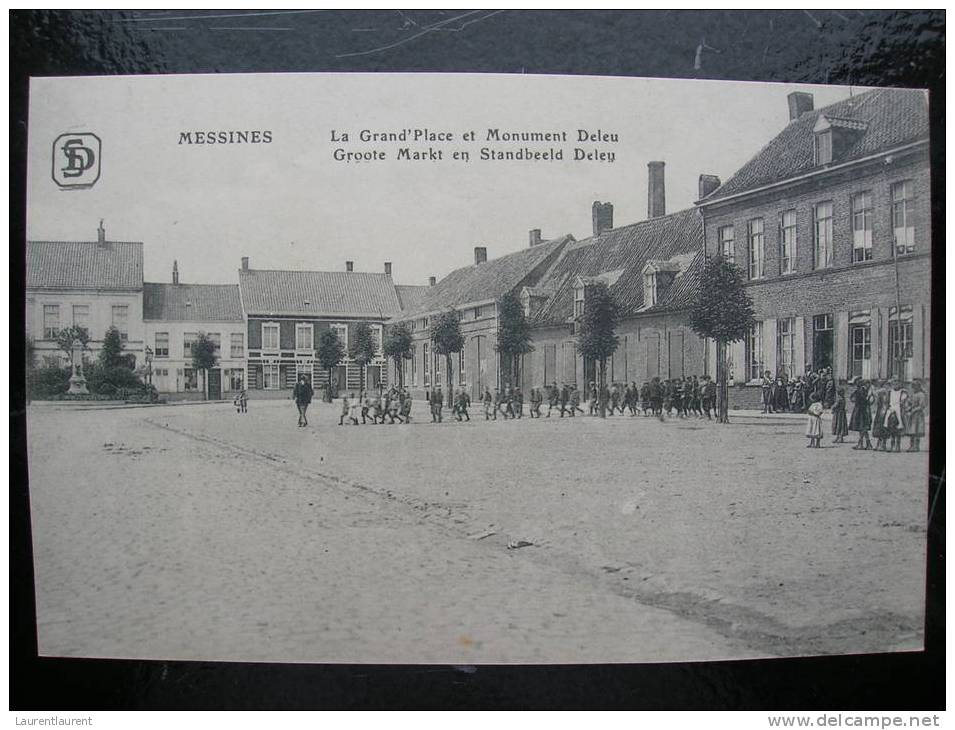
[871,381,890,451]
[849,378,873,450]
[831,387,849,443]
[905,380,927,451]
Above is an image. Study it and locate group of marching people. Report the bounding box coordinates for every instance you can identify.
[338,386,414,425]
[804,376,927,451]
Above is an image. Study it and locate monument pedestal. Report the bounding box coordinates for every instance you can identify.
[68,372,89,395]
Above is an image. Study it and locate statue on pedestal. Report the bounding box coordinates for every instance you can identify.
[67,341,89,395]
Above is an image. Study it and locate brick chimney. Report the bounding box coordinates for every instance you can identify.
[241,256,249,271]
[698,174,722,200]
[648,162,666,218]
[97,219,106,246]
[429,276,436,286]
[592,201,614,236]
[529,229,542,247]
[787,91,814,121]
[172,260,179,285]
[346,260,354,272]
[474,246,487,265]
[384,261,392,276]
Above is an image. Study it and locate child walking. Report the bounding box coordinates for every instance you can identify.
[805,398,824,448]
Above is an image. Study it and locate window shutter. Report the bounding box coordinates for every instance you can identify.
[764,318,777,379]
[729,339,746,385]
[794,317,806,377]
[911,304,924,378]
[834,312,849,380]
[871,308,884,379]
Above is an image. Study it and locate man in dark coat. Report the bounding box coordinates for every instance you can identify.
[292,374,314,427]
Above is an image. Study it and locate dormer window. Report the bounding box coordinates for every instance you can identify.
[814,129,832,165]
[574,285,585,318]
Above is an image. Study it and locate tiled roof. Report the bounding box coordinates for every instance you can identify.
[703,88,929,201]
[239,269,402,318]
[143,283,243,322]
[27,241,143,290]
[394,284,430,312]
[397,236,573,319]
[532,207,703,326]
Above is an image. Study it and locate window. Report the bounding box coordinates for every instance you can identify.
[718,225,735,263]
[72,304,90,331]
[262,363,280,390]
[423,342,430,386]
[262,323,280,351]
[574,286,585,317]
[777,317,796,379]
[184,368,197,391]
[747,218,764,280]
[410,345,418,386]
[887,306,914,380]
[814,130,832,165]
[230,332,244,358]
[849,311,872,380]
[208,332,221,356]
[812,314,833,373]
[458,349,466,385]
[295,323,313,351]
[330,323,347,350]
[111,305,129,340]
[154,332,169,358]
[473,305,483,319]
[891,180,915,253]
[183,332,197,358]
[745,321,764,382]
[42,304,60,339]
[813,201,834,269]
[229,369,244,391]
[644,272,658,306]
[371,325,383,356]
[849,191,874,262]
[780,210,796,274]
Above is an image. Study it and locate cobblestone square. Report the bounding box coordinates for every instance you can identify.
[26,400,929,663]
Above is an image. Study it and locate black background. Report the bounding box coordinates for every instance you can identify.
[10,9,945,710]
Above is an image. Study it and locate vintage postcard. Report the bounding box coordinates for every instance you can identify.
[24,73,931,664]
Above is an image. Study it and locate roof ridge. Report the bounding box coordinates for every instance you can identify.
[240,267,392,276]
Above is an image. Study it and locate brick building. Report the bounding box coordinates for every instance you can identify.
[143,262,246,400]
[239,258,425,397]
[525,165,710,393]
[26,222,144,367]
[389,235,573,401]
[697,88,931,406]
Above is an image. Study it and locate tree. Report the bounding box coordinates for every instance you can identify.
[430,308,463,407]
[495,291,534,390]
[349,322,378,393]
[55,325,90,366]
[190,332,219,400]
[99,326,127,369]
[689,254,756,424]
[317,329,346,401]
[575,282,619,418]
[383,321,413,388]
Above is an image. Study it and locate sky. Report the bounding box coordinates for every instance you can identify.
[27,73,860,287]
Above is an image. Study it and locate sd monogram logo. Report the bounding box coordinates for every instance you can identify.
[52,133,101,188]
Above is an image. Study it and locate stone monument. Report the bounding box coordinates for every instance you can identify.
[67,342,89,395]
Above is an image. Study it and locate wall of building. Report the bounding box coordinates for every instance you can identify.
[246,315,388,394]
[701,147,932,404]
[525,313,709,394]
[394,305,499,401]
[143,319,247,397]
[26,289,144,365]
